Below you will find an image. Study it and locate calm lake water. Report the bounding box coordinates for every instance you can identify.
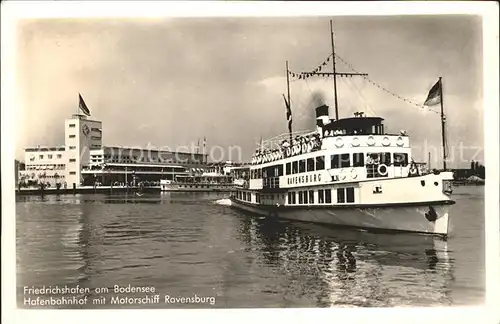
[16,185,484,308]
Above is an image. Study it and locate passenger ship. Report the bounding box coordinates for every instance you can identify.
[230,22,454,238]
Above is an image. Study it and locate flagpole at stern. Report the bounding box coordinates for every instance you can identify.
[439,77,447,171]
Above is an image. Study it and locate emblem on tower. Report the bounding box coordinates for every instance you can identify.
[82,124,90,137]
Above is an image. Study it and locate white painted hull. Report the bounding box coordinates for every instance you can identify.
[230,198,450,237]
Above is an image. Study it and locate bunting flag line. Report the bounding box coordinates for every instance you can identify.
[78,93,91,116]
[286,52,439,115]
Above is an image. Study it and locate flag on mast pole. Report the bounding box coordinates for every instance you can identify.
[423,80,442,106]
[282,94,292,134]
[79,93,91,116]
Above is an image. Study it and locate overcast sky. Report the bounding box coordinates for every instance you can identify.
[16,15,483,167]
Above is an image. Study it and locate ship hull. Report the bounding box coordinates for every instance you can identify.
[229,198,451,238]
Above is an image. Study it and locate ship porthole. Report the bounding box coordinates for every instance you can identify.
[434,181,438,186]
[367,136,375,146]
[421,180,425,186]
[396,136,404,147]
[352,137,360,147]
[335,137,344,148]
[382,136,391,146]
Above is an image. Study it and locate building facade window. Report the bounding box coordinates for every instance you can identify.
[69,135,76,138]
[39,155,43,159]
[69,159,76,162]
[69,146,76,150]
[69,124,76,128]
[69,171,76,175]
[57,154,62,159]
[48,154,53,159]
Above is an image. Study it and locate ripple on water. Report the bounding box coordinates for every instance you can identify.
[15,189,484,307]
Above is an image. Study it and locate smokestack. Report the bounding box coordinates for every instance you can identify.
[316,104,330,136]
[316,104,330,126]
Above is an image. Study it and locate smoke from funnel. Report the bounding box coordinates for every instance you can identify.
[311,91,326,107]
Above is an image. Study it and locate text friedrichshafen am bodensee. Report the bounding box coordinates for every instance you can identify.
[23,285,216,306]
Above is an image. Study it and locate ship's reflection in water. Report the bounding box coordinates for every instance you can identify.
[237,216,453,307]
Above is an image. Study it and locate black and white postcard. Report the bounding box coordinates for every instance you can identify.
[2,2,499,324]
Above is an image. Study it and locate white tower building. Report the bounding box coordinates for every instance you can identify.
[64,114,102,188]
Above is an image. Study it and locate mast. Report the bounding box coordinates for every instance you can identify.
[330,20,339,121]
[439,77,447,170]
[299,22,366,116]
[286,60,292,144]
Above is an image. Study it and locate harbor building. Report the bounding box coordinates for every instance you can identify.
[19,112,208,189]
[82,146,206,187]
[20,146,66,188]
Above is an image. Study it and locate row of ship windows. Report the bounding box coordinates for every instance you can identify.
[250,152,409,179]
[236,187,355,204]
[288,188,355,204]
